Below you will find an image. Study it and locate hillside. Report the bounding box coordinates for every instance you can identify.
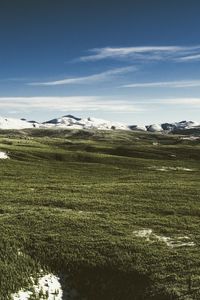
[0,129,200,299]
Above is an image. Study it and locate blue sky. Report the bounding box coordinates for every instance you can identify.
[1,0,200,124]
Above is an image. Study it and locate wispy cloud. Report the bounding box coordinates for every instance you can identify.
[177,54,200,62]
[159,98,200,105]
[131,98,200,106]
[0,96,143,112]
[1,96,200,120]
[1,96,200,113]
[122,80,200,88]
[77,45,200,63]
[29,66,136,86]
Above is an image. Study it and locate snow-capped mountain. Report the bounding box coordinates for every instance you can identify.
[0,115,199,133]
[40,116,200,132]
[42,115,128,130]
[145,121,200,132]
[0,117,39,129]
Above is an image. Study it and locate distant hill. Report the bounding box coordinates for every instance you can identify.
[0,115,199,134]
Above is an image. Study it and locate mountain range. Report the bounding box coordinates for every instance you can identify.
[0,115,199,133]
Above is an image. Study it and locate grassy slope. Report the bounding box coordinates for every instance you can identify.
[0,129,200,299]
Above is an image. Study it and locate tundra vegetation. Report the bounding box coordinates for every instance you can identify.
[0,128,200,300]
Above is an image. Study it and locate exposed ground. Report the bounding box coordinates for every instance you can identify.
[0,128,200,299]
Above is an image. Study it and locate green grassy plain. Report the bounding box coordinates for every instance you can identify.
[0,129,200,300]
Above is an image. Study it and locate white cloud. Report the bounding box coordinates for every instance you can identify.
[0,96,200,115]
[122,80,200,88]
[0,96,143,112]
[77,45,200,63]
[29,66,136,86]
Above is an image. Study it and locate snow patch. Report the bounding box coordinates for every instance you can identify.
[133,229,195,248]
[129,124,147,131]
[180,136,200,141]
[133,229,153,241]
[147,124,163,132]
[149,166,194,172]
[154,235,195,248]
[12,273,63,300]
[0,151,9,159]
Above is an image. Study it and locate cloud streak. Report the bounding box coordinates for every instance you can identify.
[177,54,200,62]
[136,98,200,106]
[122,80,200,88]
[158,98,200,105]
[77,45,200,63]
[29,66,136,86]
[0,96,143,112]
[0,97,200,116]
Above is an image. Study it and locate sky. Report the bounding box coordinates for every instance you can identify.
[1,0,200,124]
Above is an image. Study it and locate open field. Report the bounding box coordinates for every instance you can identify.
[0,129,200,300]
